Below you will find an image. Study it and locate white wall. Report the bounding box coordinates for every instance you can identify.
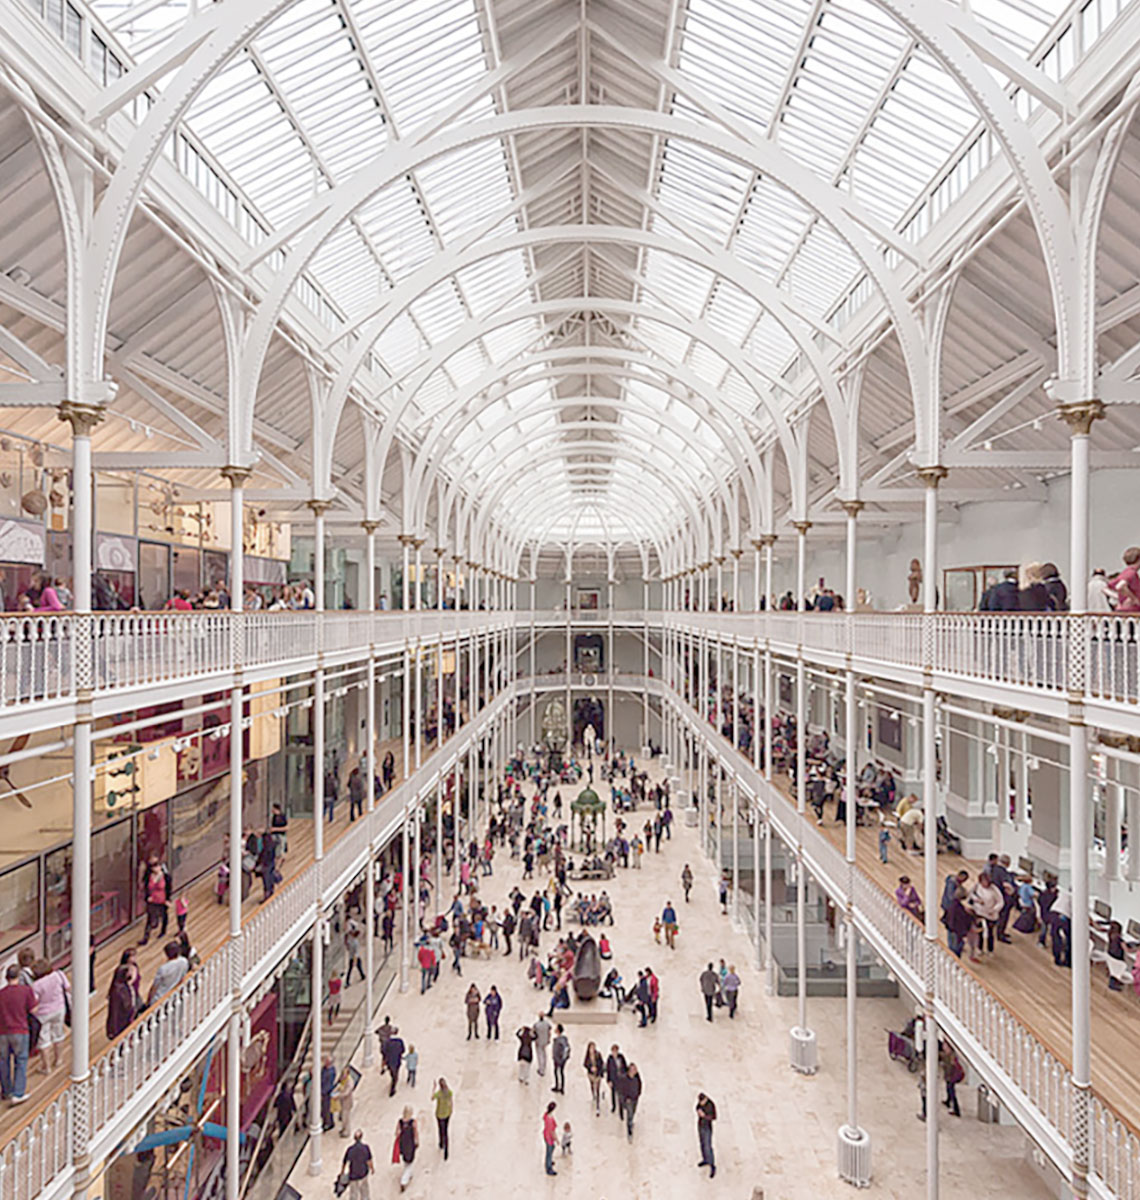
[767,469,1140,609]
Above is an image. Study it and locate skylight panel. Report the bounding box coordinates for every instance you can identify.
[747,319,798,380]
[455,254,533,319]
[409,281,467,344]
[373,313,425,376]
[656,141,753,243]
[783,222,860,317]
[357,181,438,280]
[355,0,488,132]
[704,282,762,346]
[445,343,487,389]
[417,142,515,244]
[733,180,812,277]
[641,251,716,321]
[678,0,811,133]
[482,320,542,364]
[634,320,690,364]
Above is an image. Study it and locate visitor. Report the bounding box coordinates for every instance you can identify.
[394,1105,418,1192]
[699,962,719,1022]
[341,1130,373,1200]
[722,964,740,1019]
[30,960,69,1074]
[682,863,693,902]
[662,900,678,949]
[967,871,1004,958]
[1111,547,1140,611]
[516,1023,535,1084]
[551,1023,570,1094]
[618,1062,642,1139]
[106,966,136,1039]
[382,1026,405,1097]
[464,984,481,1040]
[533,1012,552,1077]
[696,1092,717,1178]
[542,1102,558,1176]
[432,1078,453,1159]
[404,1044,418,1087]
[0,964,36,1103]
[605,1043,626,1113]
[1088,568,1116,611]
[147,941,190,1005]
[484,985,502,1039]
[583,1041,604,1114]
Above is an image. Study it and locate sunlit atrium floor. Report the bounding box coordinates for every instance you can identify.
[286,763,1051,1200]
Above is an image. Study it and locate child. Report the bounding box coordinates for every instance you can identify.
[652,916,662,944]
[327,972,342,1024]
[175,895,189,932]
[405,1044,418,1086]
[561,1120,573,1156]
[878,825,890,864]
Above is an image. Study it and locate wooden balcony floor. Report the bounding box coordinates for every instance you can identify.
[0,730,447,1147]
[773,776,1140,1134]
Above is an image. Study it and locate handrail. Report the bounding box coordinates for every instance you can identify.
[665,679,1139,1198]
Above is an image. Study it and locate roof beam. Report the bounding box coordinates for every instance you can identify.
[0,381,66,405]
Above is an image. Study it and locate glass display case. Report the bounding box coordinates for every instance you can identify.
[943,564,1019,612]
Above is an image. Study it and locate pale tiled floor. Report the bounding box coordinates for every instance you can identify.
[287,765,1055,1200]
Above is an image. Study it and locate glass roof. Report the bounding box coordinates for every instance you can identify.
[81,0,1088,552]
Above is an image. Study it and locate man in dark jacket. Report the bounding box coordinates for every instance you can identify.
[1040,563,1069,611]
[605,1044,627,1114]
[381,1029,404,1097]
[979,570,1020,611]
[699,964,719,1022]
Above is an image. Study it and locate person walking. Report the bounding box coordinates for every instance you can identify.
[605,1044,626,1114]
[335,1068,356,1137]
[619,1062,642,1140]
[533,1013,552,1077]
[382,1027,405,1098]
[340,1130,373,1200]
[543,1102,559,1176]
[551,1024,570,1093]
[696,1093,717,1178]
[465,984,481,1040]
[345,927,364,986]
[394,1106,418,1192]
[139,857,171,946]
[417,941,435,993]
[699,963,719,1022]
[30,960,69,1074]
[319,1055,336,1131]
[431,1078,453,1160]
[516,1023,536,1084]
[583,1041,604,1115]
[484,985,502,1040]
[0,964,36,1103]
[662,900,678,949]
[722,964,741,1019]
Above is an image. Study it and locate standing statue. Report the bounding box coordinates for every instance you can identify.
[907,558,923,606]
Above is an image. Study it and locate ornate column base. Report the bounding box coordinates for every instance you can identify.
[837,1125,872,1188]
[790,1026,818,1074]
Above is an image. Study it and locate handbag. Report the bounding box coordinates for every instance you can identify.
[1013,906,1037,934]
[391,1132,401,1165]
[28,1012,41,1054]
[63,976,72,1028]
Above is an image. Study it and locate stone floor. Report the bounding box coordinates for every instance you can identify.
[286,764,1056,1200]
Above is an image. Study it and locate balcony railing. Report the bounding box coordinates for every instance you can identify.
[668,680,1138,1200]
[0,686,513,1200]
[1,610,1137,722]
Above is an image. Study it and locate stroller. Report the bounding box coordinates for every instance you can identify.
[887,1017,922,1072]
[936,815,962,856]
